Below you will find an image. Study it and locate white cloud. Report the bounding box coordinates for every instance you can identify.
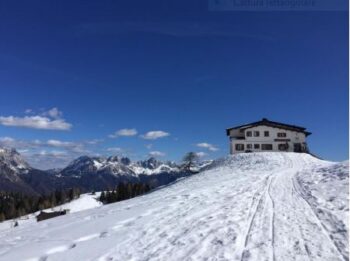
[0,136,39,149]
[109,128,138,138]
[25,150,72,170]
[0,107,72,131]
[145,144,153,149]
[38,150,67,157]
[45,139,89,153]
[46,139,75,148]
[0,115,72,130]
[0,136,89,155]
[196,142,219,152]
[149,151,165,157]
[196,152,208,158]
[17,149,29,153]
[33,139,42,145]
[141,131,170,140]
[106,147,123,152]
[0,137,15,143]
[85,139,104,145]
[43,107,62,119]
[0,137,98,169]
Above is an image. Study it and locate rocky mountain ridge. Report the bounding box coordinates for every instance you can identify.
[0,147,212,195]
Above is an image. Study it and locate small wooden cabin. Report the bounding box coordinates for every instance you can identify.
[36,210,67,222]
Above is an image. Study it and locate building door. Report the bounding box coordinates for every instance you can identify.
[293,143,302,152]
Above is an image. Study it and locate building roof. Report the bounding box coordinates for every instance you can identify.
[226,118,312,136]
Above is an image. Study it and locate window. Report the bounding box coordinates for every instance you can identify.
[261,144,273,150]
[277,132,287,137]
[247,144,252,149]
[235,144,244,151]
[246,131,252,137]
[254,131,260,137]
[278,144,288,151]
[264,131,269,137]
[254,144,260,149]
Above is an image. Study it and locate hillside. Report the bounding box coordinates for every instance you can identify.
[0,152,348,261]
[0,192,102,232]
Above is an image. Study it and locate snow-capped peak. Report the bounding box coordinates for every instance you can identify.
[61,156,184,177]
[0,146,31,174]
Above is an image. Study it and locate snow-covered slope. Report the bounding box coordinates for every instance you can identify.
[0,192,102,232]
[0,153,348,261]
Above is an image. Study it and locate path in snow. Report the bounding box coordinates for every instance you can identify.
[240,153,348,261]
[0,153,347,261]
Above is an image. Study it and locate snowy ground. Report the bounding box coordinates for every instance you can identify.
[0,152,348,261]
[0,192,102,232]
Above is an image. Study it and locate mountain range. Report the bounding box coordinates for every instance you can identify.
[0,147,212,196]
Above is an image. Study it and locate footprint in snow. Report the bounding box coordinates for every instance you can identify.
[100,231,109,238]
[159,232,168,238]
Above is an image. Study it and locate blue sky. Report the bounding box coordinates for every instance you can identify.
[0,1,348,169]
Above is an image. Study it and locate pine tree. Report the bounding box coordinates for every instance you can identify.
[50,192,57,208]
[0,212,5,222]
[182,152,199,173]
[144,184,151,193]
[100,191,106,203]
[117,183,126,201]
[6,202,16,219]
[37,197,45,210]
[60,190,67,204]
[127,183,133,199]
[68,188,74,201]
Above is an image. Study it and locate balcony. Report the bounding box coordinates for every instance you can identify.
[230,136,245,140]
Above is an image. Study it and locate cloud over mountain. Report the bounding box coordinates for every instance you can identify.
[149,151,166,157]
[196,152,208,158]
[196,143,219,152]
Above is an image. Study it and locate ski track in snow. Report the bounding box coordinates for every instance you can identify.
[0,152,348,261]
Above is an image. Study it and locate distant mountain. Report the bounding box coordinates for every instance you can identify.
[60,156,180,177]
[59,156,186,191]
[0,147,37,195]
[0,147,70,195]
[0,147,213,196]
[45,168,63,175]
[0,147,30,175]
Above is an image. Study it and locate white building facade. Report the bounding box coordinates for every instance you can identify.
[226,118,311,154]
